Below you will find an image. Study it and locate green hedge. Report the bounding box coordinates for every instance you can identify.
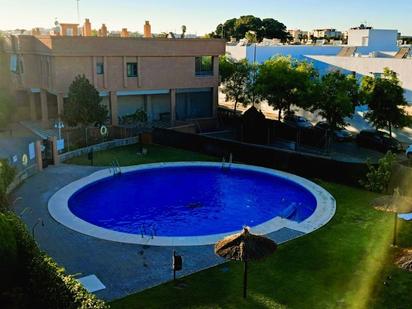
[0,159,16,210]
[0,212,108,308]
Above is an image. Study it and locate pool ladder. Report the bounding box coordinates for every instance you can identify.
[139,224,157,239]
[221,153,233,170]
[110,160,122,176]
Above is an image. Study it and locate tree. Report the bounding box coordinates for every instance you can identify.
[213,18,237,40]
[0,88,14,128]
[261,18,290,42]
[245,31,258,43]
[221,59,254,114]
[63,75,108,127]
[256,56,316,120]
[234,15,263,41]
[181,25,187,38]
[219,54,236,84]
[310,71,359,131]
[210,16,289,42]
[361,68,409,137]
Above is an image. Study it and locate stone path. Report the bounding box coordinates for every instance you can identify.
[12,164,306,301]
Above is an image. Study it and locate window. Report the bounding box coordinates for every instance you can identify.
[10,54,23,74]
[10,54,18,73]
[96,62,104,75]
[195,56,213,76]
[127,62,138,77]
[66,28,74,36]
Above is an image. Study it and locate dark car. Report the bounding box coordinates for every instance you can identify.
[356,130,402,153]
[283,115,313,129]
[315,122,354,142]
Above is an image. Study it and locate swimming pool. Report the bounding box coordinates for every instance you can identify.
[49,162,336,246]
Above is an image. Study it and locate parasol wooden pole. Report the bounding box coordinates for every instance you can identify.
[243,260,248,299]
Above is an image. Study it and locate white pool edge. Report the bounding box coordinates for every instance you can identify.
[48,162,336,246]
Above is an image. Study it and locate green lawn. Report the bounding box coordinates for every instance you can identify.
[65,143,219,166]
[110,182,412,309]
[66,144,412,308]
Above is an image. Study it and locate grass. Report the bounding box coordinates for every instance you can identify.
[66,144,412,308]
[111,183,412,308]
[65,143,219,166]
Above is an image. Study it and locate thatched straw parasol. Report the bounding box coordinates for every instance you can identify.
[214,227,277,298]
[371,188,412,246]
[395,248,412,272]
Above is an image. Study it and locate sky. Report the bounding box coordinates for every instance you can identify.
[0,0,411,35]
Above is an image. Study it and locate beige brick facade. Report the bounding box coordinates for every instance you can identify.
[0,35,225,126]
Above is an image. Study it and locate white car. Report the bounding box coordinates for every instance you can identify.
[407,145,412,159]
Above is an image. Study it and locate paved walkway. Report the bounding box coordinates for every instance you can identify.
[11,164,306,301]
[0,124,38,171]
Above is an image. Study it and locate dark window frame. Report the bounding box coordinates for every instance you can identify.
[127,62,138,77]
[195,56,214,76]
[96,62,104,75]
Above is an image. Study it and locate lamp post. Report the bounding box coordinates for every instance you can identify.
[54,121,64,140]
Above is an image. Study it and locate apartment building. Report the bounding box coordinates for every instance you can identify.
[309,28,342,40]
[0,20,225,127]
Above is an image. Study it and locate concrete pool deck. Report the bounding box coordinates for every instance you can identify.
[12,164,333,301]
[48,162,336,246]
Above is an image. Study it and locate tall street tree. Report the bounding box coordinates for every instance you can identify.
[221,59,254,114]
[219,54,236,84]
[256,56,316,120]
[310,71,359,131]
[63,75,108,127]
[361,68,409,137]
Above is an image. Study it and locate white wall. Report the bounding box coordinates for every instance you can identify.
[308,55,412,103]
[345,29,398,51]
[348,29,370,46]
[226,45,247,60]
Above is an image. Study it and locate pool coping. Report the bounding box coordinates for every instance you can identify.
[48,162,336,246]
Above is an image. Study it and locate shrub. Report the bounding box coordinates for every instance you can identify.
[29,254,108,309]
[360,151,397,193]
[0,159,16,209]
[0,212,107,308]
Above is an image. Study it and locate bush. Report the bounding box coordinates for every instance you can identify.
[360,151,397,193]
[0,212,107,308]
[119,109,148,125]
[0,159,16,209]
[29,254,108,309]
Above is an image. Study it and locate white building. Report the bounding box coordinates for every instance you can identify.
[347,28,399,50]
[226,28,412,103]
[310,28,342,39]
[308,52,412,103]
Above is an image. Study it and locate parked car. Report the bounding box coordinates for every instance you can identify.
[356,130,402,153]
[314,122,353,142]
[283,115,313,129]
[406,145,412,159]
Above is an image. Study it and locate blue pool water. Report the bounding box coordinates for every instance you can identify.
[68,165,317,237]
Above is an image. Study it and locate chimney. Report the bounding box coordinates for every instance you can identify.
[144,21,151,38]
[99,24,108,37]
[83,18,92,36]
[121,28,129,38]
